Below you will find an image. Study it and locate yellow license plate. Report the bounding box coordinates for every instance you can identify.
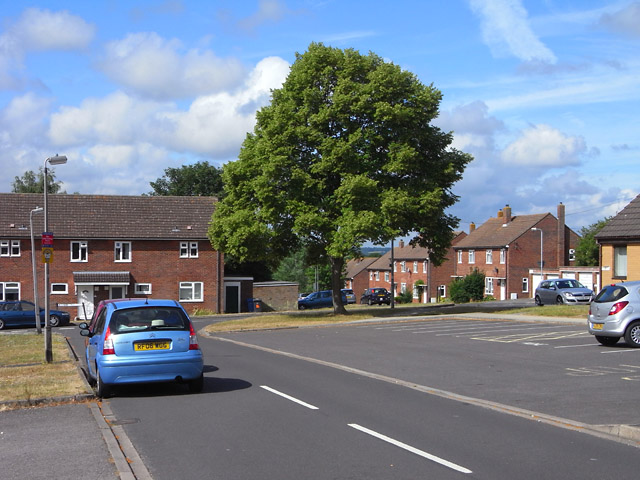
[592,323,604,331]
[134,341,170,351]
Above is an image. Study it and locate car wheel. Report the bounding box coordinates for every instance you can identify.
[368,298,372,306]
[49,315,60,327]
[0,318,5,330]
[535,295,543,306]
[188,373,204,393]
[298,304,306,310]
[624,321,640,348]
[595,335,619,346]
[555,296,564,305]
[96,367,111,398]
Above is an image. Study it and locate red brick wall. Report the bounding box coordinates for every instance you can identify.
[1,238,222,315]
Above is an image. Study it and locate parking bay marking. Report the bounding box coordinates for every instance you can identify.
[260,385,319,410]
[471,331,589,343]
[348,423,472,474]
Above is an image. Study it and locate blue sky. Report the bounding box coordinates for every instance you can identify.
[1,0,638,234]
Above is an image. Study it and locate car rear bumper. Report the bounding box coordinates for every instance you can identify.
[588,316,627,336]
[97,351,203,385]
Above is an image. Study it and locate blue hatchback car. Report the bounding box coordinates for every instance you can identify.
[79,299,204,398]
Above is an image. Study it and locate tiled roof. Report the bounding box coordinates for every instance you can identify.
[345,257,378,278]
[595,194,640,240]
[0,193,216,240]
[73,271,130,283]
[454,213,548,249]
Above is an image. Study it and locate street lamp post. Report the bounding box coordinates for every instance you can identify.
[531,227,544,285]
[43,155,67,363]
[30,207,43,334]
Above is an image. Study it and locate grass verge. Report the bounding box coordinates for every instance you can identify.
[0,333,88,408]
[494,304,589,318]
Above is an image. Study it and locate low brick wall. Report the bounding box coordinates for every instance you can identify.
[252,282,299,311]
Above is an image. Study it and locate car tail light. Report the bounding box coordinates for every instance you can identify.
[609,301,629,316]
[103,326,115,355]
[189,322,199,350]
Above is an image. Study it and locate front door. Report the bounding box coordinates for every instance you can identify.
[225,284,240,313]
[78,287,94,322]
[110,286,125,299]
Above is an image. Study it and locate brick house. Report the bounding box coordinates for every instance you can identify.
[453,204,581,300]
[344,257,377,303]
[0,193,224,319]
[361,232,466,303]
[595,193,640,284]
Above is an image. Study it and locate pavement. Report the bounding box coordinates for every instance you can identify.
[1,309,638,480]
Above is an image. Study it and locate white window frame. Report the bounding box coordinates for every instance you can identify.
[614,245,627,277]
[522,277,529,293]
[0,282,20,301]
[179,281,203,302]
[400,282,407,293]
[135,283,152,295]
[413,261,418,273]
[1,240,21,257]
[369,271,373,280]
[423,261,427,273]
[500,248,506,264]
[485,277,494,295]
[51,283,68,295]
[438,285,446,298]
[180,241,199,258]
[486,249,492,264]
[384,272,390,282]
[393,261,397,272]
[114,241,132,262]
[457,250,462,263]
[400,261,406,272]
[375,271,380,281]
[468,250,475,264]
[70,241,88,262]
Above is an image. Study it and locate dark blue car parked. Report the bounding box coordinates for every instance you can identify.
[297,290,347,310]
[0,300,71,330]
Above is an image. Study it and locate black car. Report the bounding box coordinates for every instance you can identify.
[361,288,391,305]
[0,300,71,330]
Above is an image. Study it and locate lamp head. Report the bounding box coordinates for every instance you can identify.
[46,155,67,165]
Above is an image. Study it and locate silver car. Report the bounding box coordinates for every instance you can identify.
[588,281,640,347]
[534,278,594,306]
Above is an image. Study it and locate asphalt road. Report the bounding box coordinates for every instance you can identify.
[87,314,640,480]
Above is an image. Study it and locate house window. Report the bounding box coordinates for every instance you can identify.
[0,282,20,301]
[384,272,389,282]
[457,250,462,263]
[413,261,418,273]
[522,277,529,293]
[400,282,407,293]
[114,241,132,262]
[485,277,494,295]
[468,250,475,264]
[393,261,397,272]
[179,282,203,302]
[369,272,373,280]
[51,283,68,294]
[135,283,152,295]
[614,246,627,278]
[1,240,20,257]
[423,261,427,273]
[438,285,446,299]
[486,250,492,264]
[375,271,380,281]
[500,248,506,264]
[71,241,88,262]
[400,261,406,272]
[180,241,199,258]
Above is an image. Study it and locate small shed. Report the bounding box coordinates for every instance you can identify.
[252,281,299,311]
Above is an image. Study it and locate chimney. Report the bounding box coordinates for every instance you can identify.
[399,239,405,248]
[557,202,566,267]
[470,222,476,233]
[503,204,512,224]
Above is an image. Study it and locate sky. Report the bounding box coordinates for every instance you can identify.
[1,0,638,235]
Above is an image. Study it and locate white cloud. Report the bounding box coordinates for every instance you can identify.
[468,0,557,63]
[238,0,289,32]
[48,56,290,159]
[99,33,246,100]
[599,2,640,37]
[0,93,52,145]
[501,124,586,167]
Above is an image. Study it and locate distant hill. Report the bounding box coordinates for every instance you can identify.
[360,246,390,257]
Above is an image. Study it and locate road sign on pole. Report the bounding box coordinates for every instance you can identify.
[42,247,53,263]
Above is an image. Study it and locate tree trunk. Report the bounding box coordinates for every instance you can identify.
[330,256,347,314]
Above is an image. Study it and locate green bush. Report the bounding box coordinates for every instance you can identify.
[449,269,486,303]
[395,290,414,304]
[449,277,470,303]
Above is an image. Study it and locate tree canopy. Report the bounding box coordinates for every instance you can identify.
[209,43,471,313]
[148,161,224,197]
[12,167,65,194]
[575,218,609,266]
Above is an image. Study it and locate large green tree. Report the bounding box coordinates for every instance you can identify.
[12,167,64,193]
[210,43,471,313]
[575,218,609,266]
[148,161,224,197]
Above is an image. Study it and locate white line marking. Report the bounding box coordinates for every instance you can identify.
[260,385,319,410]
[601,349,639,354]
[348,423,472,474]
[554,344,598,349]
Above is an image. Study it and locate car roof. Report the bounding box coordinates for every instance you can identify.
[106,299,182,311]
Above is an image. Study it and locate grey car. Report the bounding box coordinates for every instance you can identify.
[534,278,594,306]
[588,281,640,347]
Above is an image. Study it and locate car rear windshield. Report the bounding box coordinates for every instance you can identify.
[109,307,190,334]
[595,285,628,303]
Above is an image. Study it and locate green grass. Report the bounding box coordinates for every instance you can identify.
[494,304,589,318]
